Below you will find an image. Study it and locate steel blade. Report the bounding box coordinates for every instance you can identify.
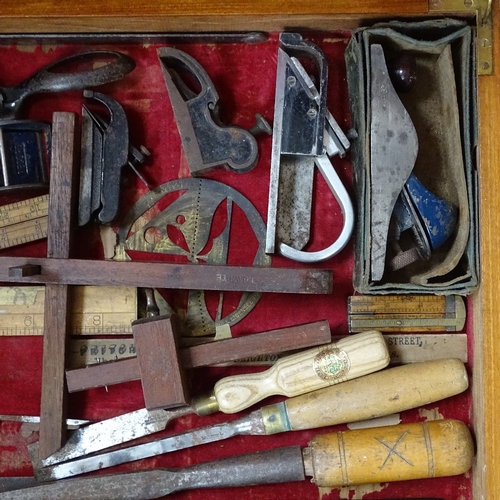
[0,415,90,430]
[34,411,265,481]
[36,407,193,467]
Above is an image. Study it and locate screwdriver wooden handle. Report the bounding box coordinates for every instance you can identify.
[214,330,390,414]
[303,419,473,486]
[260,358,468,434]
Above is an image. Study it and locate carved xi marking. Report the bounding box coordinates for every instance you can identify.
[376,430,414,469]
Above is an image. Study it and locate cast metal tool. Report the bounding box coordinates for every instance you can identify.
[0,51,135,192]
[19,419,472,498]
[265,32,354,263]
[348,294,466,332]
[389,173,458,271]
[158,47,259,176]
[369,45,458,280]
[0,50,135,120]
[78,90,129,225]
[369,44,419,281]
[33,359,468,479]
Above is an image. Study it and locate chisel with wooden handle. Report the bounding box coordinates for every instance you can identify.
[6,420,473,500]
[35,330,388,469]
[34,358,468,480]
[212,329,389,413]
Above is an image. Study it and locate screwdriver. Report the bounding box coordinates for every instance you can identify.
[34,358,468,480]
[6,419,473,500]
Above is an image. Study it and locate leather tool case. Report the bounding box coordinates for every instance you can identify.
[346,19,479,295]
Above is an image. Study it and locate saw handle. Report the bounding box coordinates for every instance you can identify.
[214,330,390,414]
[303,419,474,486]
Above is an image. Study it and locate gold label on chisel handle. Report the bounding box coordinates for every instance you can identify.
[313,348,350,381]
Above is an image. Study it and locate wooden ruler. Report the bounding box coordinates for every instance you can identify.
[348,294,466,332]
[0,195,49,249]
[0,285,137,336]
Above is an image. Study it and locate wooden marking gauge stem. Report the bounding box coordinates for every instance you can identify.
[38,112,78,460]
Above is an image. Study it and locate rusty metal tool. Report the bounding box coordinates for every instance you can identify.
[33,359,468,479]
[0,50,135,192]
[17,419,473,499]
[0,51,135,120]
[78,90,129,225]
[265,33,354,263]
[158,47,259,176]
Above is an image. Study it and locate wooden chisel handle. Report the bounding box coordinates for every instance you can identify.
[259,358,469,434]
[303,419,474,486]
[214,330,390,413]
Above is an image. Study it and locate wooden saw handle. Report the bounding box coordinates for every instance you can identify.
[303,419,474,486]
[214,330,390,414]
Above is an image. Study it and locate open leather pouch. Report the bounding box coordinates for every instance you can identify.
[346,19,479,294]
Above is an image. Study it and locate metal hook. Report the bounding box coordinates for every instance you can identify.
[279,154,354,263]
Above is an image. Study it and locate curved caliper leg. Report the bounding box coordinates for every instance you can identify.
[266,33,354,263]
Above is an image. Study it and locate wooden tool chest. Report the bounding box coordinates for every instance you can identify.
[0,1,498,499]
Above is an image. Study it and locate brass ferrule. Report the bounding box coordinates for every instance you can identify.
[190,391,220,416]
[260,402,292,435]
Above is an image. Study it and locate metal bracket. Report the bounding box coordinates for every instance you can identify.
[429,0,493,75]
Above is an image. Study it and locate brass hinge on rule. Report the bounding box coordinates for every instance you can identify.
[429,0,493,75]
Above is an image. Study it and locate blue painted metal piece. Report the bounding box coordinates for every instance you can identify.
[404,173,458,250]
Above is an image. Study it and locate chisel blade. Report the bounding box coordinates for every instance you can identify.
[3,446,305,500]
[32,411,265,481]
[35,406,194,467]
